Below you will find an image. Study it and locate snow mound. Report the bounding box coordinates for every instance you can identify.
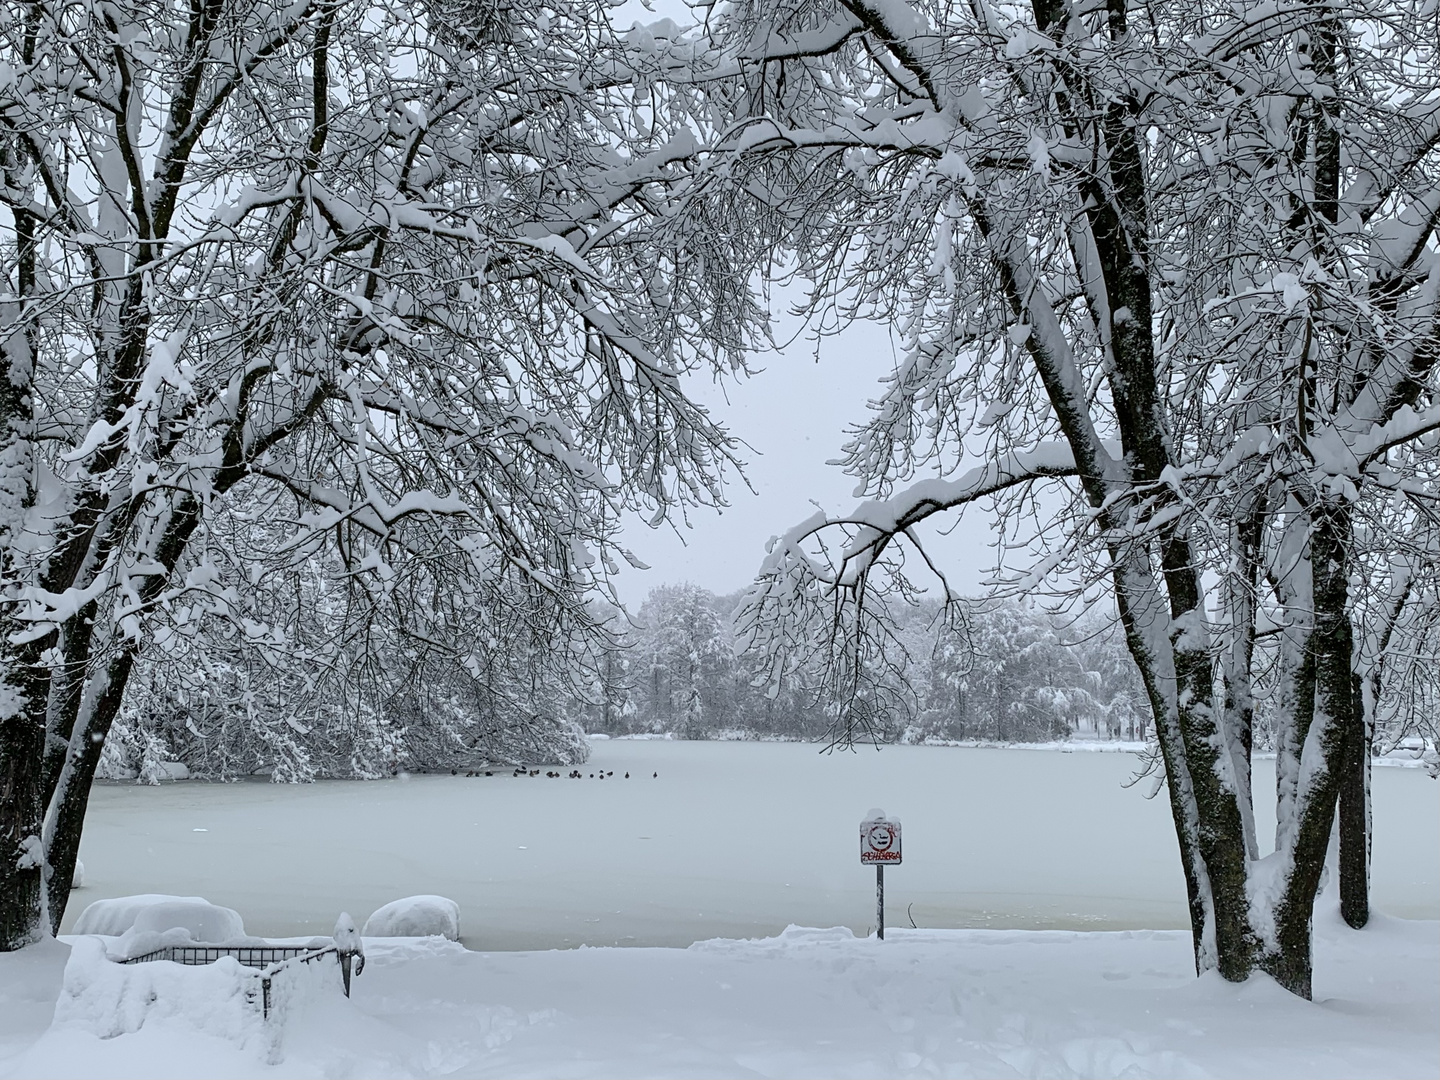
[362,896,460,940]
[75,899,250,962]
[71,860,84,889]
[72,894,215,937]
[130,901,246,943]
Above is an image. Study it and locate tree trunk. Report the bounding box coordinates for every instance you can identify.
[0,716,46,950]
[0,91,48,948]
[1338,672,1369,928]
[1259,500,1354,999]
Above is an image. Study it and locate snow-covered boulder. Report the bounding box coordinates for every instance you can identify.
[362,896,460,940]
[70,860,84,890]
[72,895,242,941]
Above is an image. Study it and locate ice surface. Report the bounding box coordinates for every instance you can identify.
[362,897,459,941]
[64,742,1439,949]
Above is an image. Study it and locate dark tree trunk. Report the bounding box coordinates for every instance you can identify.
[1338,672,1369,929]
[43,650,140,930]
[0,713,45,949]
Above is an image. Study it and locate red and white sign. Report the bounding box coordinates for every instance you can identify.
[860,819,901,865]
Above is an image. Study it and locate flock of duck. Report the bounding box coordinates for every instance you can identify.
[455,768,658,780]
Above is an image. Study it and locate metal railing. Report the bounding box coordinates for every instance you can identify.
[121,942,363,1018]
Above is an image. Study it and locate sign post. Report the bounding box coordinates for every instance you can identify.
[860,810,901,940]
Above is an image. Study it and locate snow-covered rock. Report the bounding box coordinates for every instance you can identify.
[71,860,84,889]
[362,896,460,940]
[72,895,241,941]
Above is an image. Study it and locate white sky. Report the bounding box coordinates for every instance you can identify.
[610,316,1003,604]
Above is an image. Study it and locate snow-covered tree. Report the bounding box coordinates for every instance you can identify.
[673,0,1440,997]
[0,0,765,946]
[923,602,1140,742]
[103,497,594,781]
[632,583,735,734]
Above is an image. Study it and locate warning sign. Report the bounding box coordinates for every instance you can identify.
[860,818,901,865]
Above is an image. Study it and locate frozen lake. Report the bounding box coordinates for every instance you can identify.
[66,740,1439,950]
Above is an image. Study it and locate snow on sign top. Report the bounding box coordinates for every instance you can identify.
[860,812,901,865]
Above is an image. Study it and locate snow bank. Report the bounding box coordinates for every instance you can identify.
[6,912,1432,1078]
[362,896,459,940]
[0,939,68,1063]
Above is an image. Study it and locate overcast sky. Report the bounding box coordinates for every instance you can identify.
[609,315,1004,605]
[600,1,1021,606]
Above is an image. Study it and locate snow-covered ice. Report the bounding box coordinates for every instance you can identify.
[362,897,460,941]
[64,741,1439,947]
[1,910,1435,1078]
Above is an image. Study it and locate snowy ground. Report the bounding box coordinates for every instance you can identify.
[65,741,1440,948]
[1,911,1435,1078]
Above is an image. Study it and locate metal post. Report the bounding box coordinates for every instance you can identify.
[876,864,885,940]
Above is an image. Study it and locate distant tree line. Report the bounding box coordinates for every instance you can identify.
[101,575,1151,782]
[572,583,1150,745]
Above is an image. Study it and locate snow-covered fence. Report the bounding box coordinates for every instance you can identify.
[120,941,364,1018]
